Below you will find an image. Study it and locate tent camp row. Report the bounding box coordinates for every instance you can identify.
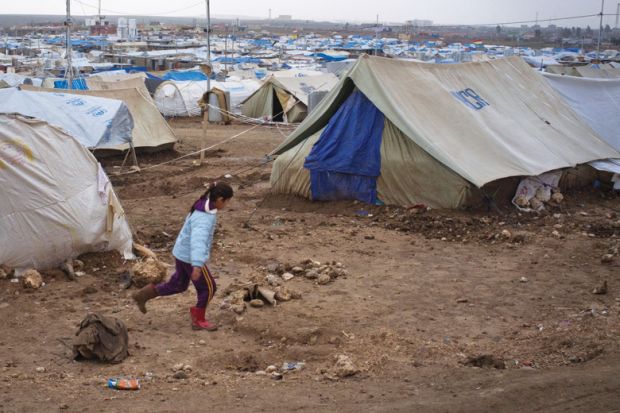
[270,56,620,209]
[545,63,620,79]
[241,73,339,123]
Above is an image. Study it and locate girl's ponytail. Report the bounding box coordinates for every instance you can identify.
[190,181,233,213]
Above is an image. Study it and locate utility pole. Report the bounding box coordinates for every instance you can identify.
[65,0,74,89]
[97,0,101,36]
[205,0,211,92]
[616,2,620,29]
[597,0,605,60]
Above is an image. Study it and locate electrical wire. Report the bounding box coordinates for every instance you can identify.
[73,0,204,17]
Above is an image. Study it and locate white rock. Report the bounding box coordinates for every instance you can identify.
[35,367,46,373]
[281,272,294,281]
[265,365,278,373]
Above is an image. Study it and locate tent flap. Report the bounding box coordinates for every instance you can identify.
[304,90,385,203]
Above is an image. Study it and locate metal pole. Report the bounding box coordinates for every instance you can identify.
[205,0,211,92]
[597,0,605,60]
[65,0,73,89]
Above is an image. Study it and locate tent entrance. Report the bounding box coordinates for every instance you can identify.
[271,87,284,122]
[304,90,385,204]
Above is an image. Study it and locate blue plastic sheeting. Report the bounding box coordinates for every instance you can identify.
[161,71,209,81]
[313,53,348,62]
[53,79,89,90]
[213,56,263,65]
[304,90,385,204]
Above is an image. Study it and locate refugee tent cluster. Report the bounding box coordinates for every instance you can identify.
[270,56,620,208]
[0,71,180,271]
[0,113,134,271]
[241,73,339,123]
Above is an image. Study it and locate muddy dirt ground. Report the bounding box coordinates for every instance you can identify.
[1,118,620,412]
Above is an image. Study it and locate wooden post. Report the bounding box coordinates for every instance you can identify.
[200,98,209,165]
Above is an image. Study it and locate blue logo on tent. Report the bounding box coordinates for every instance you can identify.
[86,105,107,117]
[66,97,86,106]
[452,88,489,111]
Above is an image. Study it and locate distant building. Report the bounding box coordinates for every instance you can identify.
[406,19,433,27]
[277,15,293,20]
[86,18,115,35]
[117,18,138,40]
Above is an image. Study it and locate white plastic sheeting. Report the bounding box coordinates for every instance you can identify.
[153,79,261,117]
[0,88,133,149]
[0,113,134,271]
[543,73,620,151]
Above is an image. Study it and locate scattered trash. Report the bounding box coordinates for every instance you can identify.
[108,378,140,390]
[73,313,129,364]
[456,298,468,303]
[265,365,278,373]
[282,361,305,371]
[519,277,528,283]
[35,366,46,373]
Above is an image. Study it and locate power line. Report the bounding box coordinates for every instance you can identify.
[416,13,601,29]
[73,0,204,17]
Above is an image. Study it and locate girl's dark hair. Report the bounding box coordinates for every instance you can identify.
[190,181,234,213]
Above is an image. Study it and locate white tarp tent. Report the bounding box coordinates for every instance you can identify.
[543,73,620,151]
[21,85,177,152]
[154,79,261,117]
[0,88,133,149]
[0,113,134,271]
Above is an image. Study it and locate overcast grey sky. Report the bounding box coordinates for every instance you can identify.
[0,0,613,27]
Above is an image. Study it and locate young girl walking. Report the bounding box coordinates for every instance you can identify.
[132,182,234,331]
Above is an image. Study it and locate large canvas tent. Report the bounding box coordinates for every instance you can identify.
[543,73,620,151]
[241,73,339,123]
[0,113,134,270]
[271,55,620,208]
[0,88,133,149]
[22,85,177,153]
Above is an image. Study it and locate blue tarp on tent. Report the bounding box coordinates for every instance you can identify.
[53,78,89,90]
[161,71,209,81]
[304,90,385,204]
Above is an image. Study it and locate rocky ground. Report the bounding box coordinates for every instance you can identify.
[1,118,619,412]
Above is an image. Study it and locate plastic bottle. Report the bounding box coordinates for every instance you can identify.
[107,378,140,390]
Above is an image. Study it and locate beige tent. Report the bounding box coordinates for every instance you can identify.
[86,73,151,98]
[21,85,177,153]
[271,55,619,208]
[575,64,620,79]
[545,65,582,77]
[241,74,338,123]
